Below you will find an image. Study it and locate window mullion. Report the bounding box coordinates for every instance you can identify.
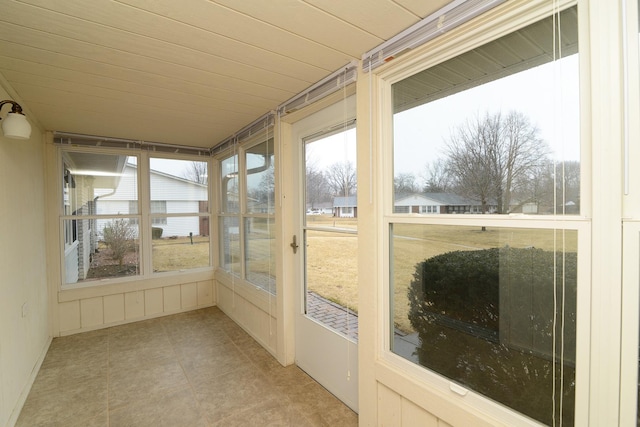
[238,145,247,281]
[139,151,152,277]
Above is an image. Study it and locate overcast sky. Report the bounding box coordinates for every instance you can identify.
[393,54,580,180]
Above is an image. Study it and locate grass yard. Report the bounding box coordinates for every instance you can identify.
[306,229,358,312]
[152,235,211,272]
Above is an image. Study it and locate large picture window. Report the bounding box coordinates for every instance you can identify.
[388,5,580,425]
[60,150,211,286]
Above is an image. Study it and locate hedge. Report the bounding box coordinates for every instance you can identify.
[407,246,577,426]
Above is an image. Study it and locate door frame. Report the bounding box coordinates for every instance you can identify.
[284,94,359,412]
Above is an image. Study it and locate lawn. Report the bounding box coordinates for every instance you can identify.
[152,235,211,272]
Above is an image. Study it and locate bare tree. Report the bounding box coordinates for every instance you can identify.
[394,172,419,194]
[445,111,550,213]
[250,163,275,206]
[422,160,452,193]
[306,164,330,209]
[526,160,580,214]
[183,161,208,185]
[326,161,357,197]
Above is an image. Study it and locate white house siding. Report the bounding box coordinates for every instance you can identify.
[150,172,207,205]
[96,165,208,237]
[158,216,201,237]
[394,195,442,214]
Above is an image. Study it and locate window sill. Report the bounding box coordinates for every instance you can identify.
[58,268,215,302]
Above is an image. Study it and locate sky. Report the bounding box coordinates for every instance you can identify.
[305,127,357,171]
[393,54,581,181]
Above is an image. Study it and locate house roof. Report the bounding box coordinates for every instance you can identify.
[333,196,357,208]
[395,192,484,206]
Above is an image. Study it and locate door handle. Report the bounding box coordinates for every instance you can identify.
[290,235,299,254]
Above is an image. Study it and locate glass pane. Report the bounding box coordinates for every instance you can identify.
[246,140,275,214]
[152,217,209,272]
[245,217,276,293]
[220,154,239,213]
[392,7,580,215]
[305,229,358,340]
[305,127,357,228]
[303,125,358,339]
[64,217,140,285]
[149,158,208,214]
[220,216,240,274]
[63,152,137,216]
[391,223,577,425]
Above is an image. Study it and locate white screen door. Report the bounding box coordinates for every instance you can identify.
[292,98,358,412]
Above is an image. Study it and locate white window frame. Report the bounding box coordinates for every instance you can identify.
[58,146,213,289]
[373,0,591,425]
[215,131,276,296]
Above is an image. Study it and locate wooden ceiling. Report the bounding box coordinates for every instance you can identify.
[0,0,452,148]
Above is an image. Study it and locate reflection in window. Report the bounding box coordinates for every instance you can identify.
[391,224,577,425]
[218,137,276,294]
[393,7,580,216]
[221,154,239,213]
[246,140,275,214]
[62,151,139,284]
[244,139,276,292]
[245,218,275,291]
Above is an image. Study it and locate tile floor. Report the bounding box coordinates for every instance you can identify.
[16,307,358,427]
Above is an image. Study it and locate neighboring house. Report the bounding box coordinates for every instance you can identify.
[97,163,209,238]
[394,192,496,214]
[306,201,333,215]
[333,195,357,218]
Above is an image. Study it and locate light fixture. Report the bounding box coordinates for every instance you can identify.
[0,100,32,140]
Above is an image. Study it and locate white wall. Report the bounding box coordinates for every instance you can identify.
[0,92,50,427]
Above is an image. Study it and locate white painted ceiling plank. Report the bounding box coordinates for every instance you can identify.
[0,12,315,92]
[304,0,420,39]
[1,70,263,122]
[0,24,300,99]
[211,0,383,57]
[0,43,285,106]
[115,0,357,69]
[0,57,273,114]
[15,0,332,79]
[392,0,453,17]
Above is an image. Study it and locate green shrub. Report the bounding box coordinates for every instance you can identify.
[407,247,577,426]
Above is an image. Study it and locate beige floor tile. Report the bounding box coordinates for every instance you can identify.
[16,307,358,427]
[192,366,271,423]
[109,386,207,427]
[16,379,108,427]
[109,361,190,409]
[211,397,314,427]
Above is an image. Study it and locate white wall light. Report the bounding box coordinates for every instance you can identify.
[0,100,32,140]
